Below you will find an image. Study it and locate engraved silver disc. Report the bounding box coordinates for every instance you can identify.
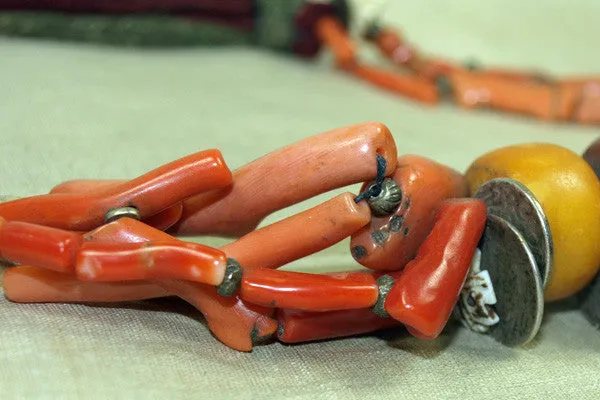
[474,177,553,288]
[479,214,544,347]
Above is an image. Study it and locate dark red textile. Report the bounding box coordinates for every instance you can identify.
[0,0,254,14]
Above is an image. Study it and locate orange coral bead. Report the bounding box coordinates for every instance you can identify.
[565,80,600,124]
[277,308,400,343]
[314,15,357,69]
[158,279,277,352]
[50,180,184,231]
[0,221,82,273]
[84,216,173,243]
[350,155,468,271]
[221,192,371,269]
[374,28,405,59]
[75,241,227,285]
[369,27,418,69]
[174,122,397,237]
[449,71,555,120]
[0,149,232,231]
[384,199,487,339]
[3,266,170,303]
[240,269,379,311]
[350,64,439,104]
[50,179,123,194]
[86,217,277,352]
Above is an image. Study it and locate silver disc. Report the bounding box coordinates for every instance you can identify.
[479,214,544,347]
[474,178,553,288]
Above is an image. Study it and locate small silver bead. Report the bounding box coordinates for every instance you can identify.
[104,206,140,223]
[216,258,243,297]
[367,178,403,216]
[372,275,395,318]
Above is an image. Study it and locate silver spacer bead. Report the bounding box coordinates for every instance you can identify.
[216,258,243,297]
[367,178,403,216]
[104,206,141,223]
[372,275,395,318]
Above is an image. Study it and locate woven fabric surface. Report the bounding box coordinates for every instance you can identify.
[1,1,600,398]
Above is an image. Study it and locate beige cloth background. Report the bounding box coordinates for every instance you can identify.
[1,1,600,398]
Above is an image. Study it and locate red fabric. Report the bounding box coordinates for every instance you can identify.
[182,12,254,31]
[0,0,257,31]
[0,0,254,14]
[293,3,345,57]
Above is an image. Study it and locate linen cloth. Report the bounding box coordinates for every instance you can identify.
[1,1,600,398]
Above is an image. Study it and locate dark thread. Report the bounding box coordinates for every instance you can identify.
[354,154,386,203]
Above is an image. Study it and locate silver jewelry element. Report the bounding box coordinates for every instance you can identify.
[216,258,243,297]
[474,177,553,288]
[372,275,395,317]
[367,178,403,216]
[474,215,544,347]
[104,206,141,223]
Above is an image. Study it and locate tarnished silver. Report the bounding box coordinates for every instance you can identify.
[0,259,17,267]
[474,178,553,288]
[351,245,367,260]
[216,258,242,297]
[104,206,141,223]
[478,214,544,347]
[372,274,395,317]
[250,323,272,345]
[367,178,403,216]
[371,230,389,246]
